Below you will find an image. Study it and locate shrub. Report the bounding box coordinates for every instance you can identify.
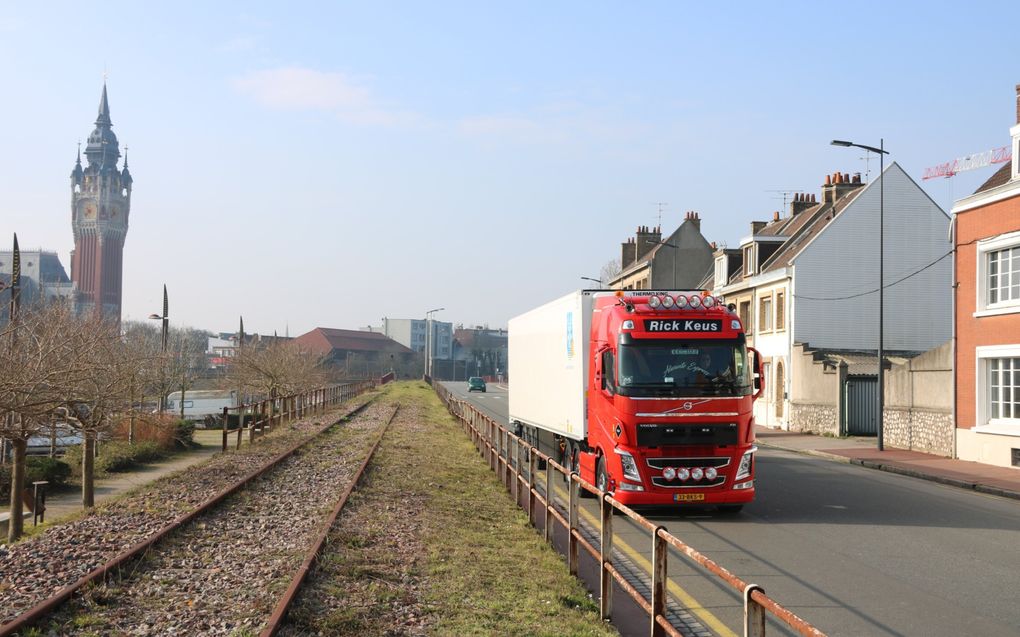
[0,456,73,500]
[63,440,168,477]
[173,420,196,449]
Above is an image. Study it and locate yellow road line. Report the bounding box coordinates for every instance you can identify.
[545,479,736,637]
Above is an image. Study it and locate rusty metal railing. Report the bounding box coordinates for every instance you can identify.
[433,381,826,637]
[220,382,375,452]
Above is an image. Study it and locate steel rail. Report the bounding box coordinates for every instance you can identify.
[433,381,828,637]
[260,404,399,636]
[0,388,375,637]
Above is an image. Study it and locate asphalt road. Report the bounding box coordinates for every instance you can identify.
[442,381,1020,637]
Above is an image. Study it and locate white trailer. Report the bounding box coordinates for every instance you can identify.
[508,290,593,442]
[167,390,236,424]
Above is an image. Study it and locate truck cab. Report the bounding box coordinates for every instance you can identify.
[581,291,761,509]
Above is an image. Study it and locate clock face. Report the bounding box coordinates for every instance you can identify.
[82,202,97,219]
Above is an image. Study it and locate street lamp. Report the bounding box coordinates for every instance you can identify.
[831,138,890,451]
[580,276,603,287]
[148,284,169,414]
[646,239,679,288]
[425,307,444,379]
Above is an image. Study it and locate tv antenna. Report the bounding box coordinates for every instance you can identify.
[651,202,668,228]
[765,189,801,211]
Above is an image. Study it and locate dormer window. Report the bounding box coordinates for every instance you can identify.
[743,245,754,276]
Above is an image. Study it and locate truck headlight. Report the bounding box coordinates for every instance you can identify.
[735,447,757,481]
[616,450,641,482]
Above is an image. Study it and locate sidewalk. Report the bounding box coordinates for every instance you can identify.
[756,426,1020,501]
[38,429,223,523]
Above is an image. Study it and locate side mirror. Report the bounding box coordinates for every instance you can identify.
[748,346,764,399]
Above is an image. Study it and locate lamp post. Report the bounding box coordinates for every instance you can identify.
[148,284,169,414]
[580,276,603,287]
[425,307,444,379]
[831,138,889,451]
[645,239,679,288]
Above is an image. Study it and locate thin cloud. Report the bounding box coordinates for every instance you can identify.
[232,66,418,126]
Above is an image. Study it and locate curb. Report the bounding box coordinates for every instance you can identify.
[758,440,1020,502]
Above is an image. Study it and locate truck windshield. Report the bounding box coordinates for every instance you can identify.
[616,339,751,397]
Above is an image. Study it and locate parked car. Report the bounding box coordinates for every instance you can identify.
[468,377,487,392]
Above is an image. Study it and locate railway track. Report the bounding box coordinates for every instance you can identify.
[0,396,397,636]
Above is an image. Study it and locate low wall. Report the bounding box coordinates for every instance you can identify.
[883,407,954,457]
[789,402,839,436]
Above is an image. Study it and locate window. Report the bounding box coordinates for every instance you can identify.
[602,350,616,394]
[775,291,786,331]
[759,296,773,332]
[744,245,754,276]
[976,231,1020,316]
[976,345,1020,431]
[988,247,1020,305]
[989,358,1020,421]
[739,301,752,334]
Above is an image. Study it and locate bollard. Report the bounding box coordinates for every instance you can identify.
[600,494,613,620]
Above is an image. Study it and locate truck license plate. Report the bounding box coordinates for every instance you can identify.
[674,493,704,502]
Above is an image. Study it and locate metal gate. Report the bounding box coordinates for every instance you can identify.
[844,376,877,436]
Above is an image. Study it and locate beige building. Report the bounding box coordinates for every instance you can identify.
[608,212,715,290]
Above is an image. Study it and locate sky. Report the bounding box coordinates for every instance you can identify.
[0,1,1016,336]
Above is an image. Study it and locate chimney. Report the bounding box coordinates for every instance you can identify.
[790,192,815,217]
[750,221,766,235]
[822,171,864,203]
[636,225,660,260]
[772,210,780,222]
[685,210,701,229]
[621,236,637,269]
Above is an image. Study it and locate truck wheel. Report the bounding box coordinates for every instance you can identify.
[596,456,609,493]
[717,504,744,514]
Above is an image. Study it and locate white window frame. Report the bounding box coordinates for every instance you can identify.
[759,295,773,333]
[775,289,786,332]
[974,344,1020,436]
[744,245,754,276]
[975,230,1020,317]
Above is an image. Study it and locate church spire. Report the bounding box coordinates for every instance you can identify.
[84,82,119,170]
[96,82,111,127]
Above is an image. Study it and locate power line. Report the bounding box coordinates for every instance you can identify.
[794,250,953,301]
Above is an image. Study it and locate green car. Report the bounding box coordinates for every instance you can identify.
[468,377,487,392]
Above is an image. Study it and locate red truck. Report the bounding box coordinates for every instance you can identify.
[508,289,763,510]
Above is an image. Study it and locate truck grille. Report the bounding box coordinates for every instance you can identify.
[636,423,739,447]
[651,476,726,488]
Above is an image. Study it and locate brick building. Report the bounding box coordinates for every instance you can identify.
[951,85,1020,468]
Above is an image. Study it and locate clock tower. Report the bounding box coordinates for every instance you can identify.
[70,83,132,320]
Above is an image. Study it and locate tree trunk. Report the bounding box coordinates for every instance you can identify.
[180,384,186,421]
[82,433,95,509]
[7,437,27,542]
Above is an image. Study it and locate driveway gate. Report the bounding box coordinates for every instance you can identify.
[844,375,877,435]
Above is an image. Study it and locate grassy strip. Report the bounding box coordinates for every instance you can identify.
[285,381,616,636]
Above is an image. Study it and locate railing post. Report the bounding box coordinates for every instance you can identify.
[544,461,553,544]
[600,494,613,621]
[221,406,228,452]
[744,585,766,637]
[511,437,519,505]
[236,402,244,450]
[568,473,579,577]
[248,400,256,444]
[528,444,537,526]
[651,527,668,637]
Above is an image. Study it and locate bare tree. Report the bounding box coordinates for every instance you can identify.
[0,303,99,540]
[226,340,326,401]
[600,257,622,287]
[64,318,140,508]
